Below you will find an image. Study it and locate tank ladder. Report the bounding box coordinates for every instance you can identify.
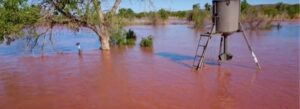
[193,33,213,70]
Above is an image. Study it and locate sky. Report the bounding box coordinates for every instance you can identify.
[100,0,300,12]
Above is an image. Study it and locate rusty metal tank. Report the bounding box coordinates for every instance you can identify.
[213,0,240,33]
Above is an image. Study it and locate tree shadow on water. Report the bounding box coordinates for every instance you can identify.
[156,52,221,68]
[155,52,195,68]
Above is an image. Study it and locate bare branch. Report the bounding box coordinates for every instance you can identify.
[110,0,122,15]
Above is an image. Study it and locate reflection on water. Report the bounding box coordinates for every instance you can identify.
[0,22,299,109]
[211,68,236,109]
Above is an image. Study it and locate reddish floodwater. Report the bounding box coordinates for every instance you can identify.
[0,22,299,109]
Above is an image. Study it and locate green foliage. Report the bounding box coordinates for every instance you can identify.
[144,9,170,25]
[240,2,299,30]
[0,0,41,42]
[126,39,136,45]
[140,36,153,47]
[110,29,127,46]
[171,11,187,19]
[286,4,300,19]
[135,12,146,19]
[262,7,279,18]
[110,29,137,46]
[158,8,169,20]
[126,29,137,40]
[188,3,206,30]
[275,2,287,12]
[137,10,187,19]
[118,8,135,20]
[204,3,211,12]
[125,29,137,45]
[148,12,161,25]
[241,0,250,13]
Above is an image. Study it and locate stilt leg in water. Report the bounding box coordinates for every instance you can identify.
[218,36,223,65]
[239,22,261,70]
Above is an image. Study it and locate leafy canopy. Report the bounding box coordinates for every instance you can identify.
[0,0,40,41]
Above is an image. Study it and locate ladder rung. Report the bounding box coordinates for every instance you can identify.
[200,34,211,37]
[196,55,203,59]
[195,55,203,58]
[198,44,206,47]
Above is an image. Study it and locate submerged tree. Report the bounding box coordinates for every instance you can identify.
[40,0,123,50]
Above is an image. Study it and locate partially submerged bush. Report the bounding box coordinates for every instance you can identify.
[110,30,127,46]
[110,29,137,46]
[140,36,153,47]
[126,29,137,40]
[125,29,137,45]
[126,39,136,45]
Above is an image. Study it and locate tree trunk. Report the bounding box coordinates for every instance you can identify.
[92,0,122,51]
[95,26,110,50]
[100,34,110,50]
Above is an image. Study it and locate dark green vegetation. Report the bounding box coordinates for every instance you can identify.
[126,29,137,40]
[140,36,153,47]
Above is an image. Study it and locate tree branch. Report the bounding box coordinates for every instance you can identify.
[93,0,105,27]
[110,0,122,15]
[51,1,88,26]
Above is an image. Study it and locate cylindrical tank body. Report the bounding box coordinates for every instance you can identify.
[213,0,240,33]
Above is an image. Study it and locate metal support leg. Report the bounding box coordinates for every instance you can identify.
[239,22,261,70]
[218,36,223,65]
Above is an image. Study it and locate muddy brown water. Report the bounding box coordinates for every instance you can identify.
[0,22,299,109]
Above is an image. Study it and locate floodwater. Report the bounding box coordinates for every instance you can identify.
[0,22,299,109]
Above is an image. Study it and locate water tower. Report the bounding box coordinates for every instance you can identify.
[193,0,261,70]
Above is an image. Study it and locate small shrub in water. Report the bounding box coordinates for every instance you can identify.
[125,29,137,45]
[126,39,135,45]
[126,29,137,40]
[110,29,137,46]
[140,36,153,47]
[110,30,127,46]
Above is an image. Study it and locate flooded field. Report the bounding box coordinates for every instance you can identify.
[0,22,299,109]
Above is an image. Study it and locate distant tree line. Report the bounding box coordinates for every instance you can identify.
[0,0,299,51]
[241,0,300,29]
[117,1,299,29]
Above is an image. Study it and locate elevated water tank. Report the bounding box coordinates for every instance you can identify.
[213,0,240,33]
